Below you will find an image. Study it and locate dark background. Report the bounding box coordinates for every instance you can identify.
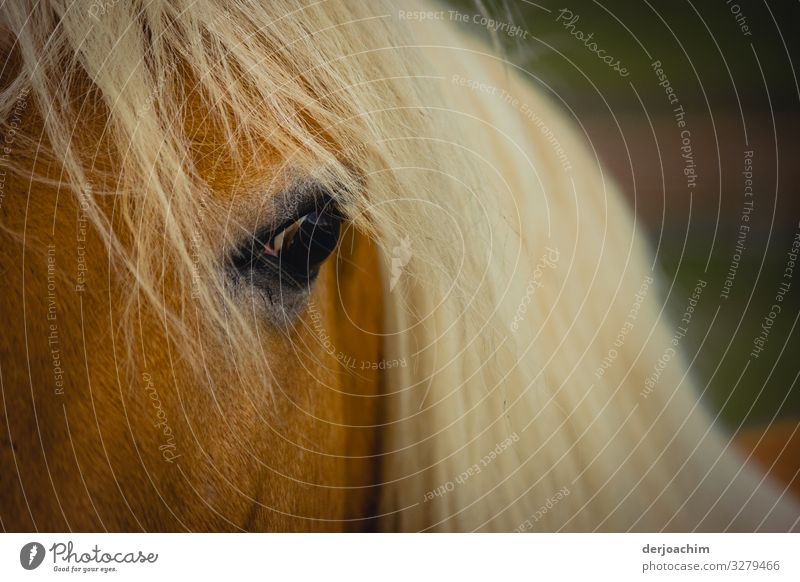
[446,0,800,428]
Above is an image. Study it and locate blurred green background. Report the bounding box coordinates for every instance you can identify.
[445,0,800,428]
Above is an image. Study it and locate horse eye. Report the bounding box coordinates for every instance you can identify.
[262,200,342,284]
[231,195,342,297]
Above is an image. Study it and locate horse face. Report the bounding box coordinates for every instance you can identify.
[0,88,384,531]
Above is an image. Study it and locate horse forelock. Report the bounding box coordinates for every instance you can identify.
[1,0,475,372]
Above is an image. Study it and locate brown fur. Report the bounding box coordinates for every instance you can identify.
[0,84,383,531]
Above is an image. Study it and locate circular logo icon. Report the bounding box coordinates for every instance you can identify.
[20,542,46,570]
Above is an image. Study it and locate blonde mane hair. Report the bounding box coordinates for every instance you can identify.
[1,0,797,531]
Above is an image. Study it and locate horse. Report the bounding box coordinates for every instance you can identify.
[0,0,797,532]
